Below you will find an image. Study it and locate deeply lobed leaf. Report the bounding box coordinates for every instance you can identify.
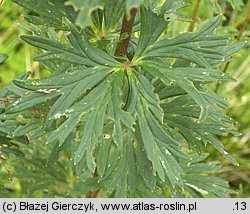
[1,0,244,197]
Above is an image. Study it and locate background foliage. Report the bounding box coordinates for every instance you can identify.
[0,0,249,197]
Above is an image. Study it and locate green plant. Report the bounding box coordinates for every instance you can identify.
[0,0,246,197]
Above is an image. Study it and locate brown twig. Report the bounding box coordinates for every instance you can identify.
[114,8,138,57]
[188,0,201,32]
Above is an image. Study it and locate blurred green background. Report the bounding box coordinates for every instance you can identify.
[0,0,249,197]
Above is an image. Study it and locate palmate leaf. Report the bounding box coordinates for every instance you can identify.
[141,16,228,68]
[9,70,135,173]
[141,60,235,122]
[144,60,239,165]
[1,0,243,198]
[5,66,187,191]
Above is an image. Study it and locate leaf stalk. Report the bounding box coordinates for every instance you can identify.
[188,0,201,32]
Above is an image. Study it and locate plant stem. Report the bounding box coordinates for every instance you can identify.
[237,9,250,40]
[85,9,138,198]
[188,0,201,32]
[114,8,138,57]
